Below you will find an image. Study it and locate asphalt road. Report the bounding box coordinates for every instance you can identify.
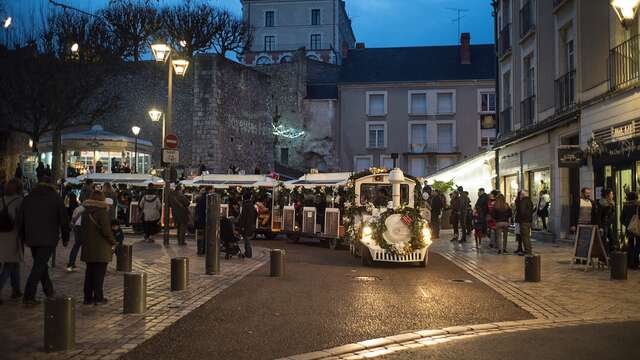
[124,240,531,360]
[380,321,640,360]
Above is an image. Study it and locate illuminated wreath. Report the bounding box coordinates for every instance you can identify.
[369,207,429,256]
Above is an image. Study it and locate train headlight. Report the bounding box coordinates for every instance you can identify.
[362,226,372,236]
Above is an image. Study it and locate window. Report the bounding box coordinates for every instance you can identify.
[264,35,275,51]
[310,34,321,50]
[354,156,372,172]
[566,39,574,72]
[312,9,320,25]
[437,123,454,152]
[480,92,496,112]
[256,56,272,65]
[409,92,427,114]
[410,158,426,177]
[280,148,289,165]
[367,92,387,116]
[367,122,386,148]
[524,56,535,97]
[410,123,427,148]
[265,11,274,27]
[381,156,395,170]
[437,92,454,114]
[503,72,511,108]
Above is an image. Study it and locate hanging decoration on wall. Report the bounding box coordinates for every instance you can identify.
[271,104,305,139]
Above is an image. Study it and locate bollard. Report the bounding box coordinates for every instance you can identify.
[171,257,189,291]
[205,193,220,275]
[44,296,75,352]
[610,251,628,280]
[116,244,133,272]
[123,272,147,314]
[270,249,285,277]
[524,254,541,282]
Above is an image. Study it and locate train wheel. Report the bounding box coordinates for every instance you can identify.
[361,245,372,267]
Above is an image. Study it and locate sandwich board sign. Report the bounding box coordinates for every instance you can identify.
[572,225,609,270]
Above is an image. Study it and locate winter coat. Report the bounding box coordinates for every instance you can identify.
[104,191,117,220]
[80,200,117,263]
[515,197,534,224]
[459,193,471,213]
[16,184,70,248]
[195,194,207,230]
[475,193,489,215]
[0,194,23,262]
[492,206,512,223]
[169,190,190,224]
[430,194,444,215]
[598,198,615,227]
[621,200,640,229]
[237,199,257,237]
[139,194,162,222]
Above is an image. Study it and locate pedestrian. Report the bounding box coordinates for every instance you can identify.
[14,163,22,179]
[487,190,498,248]
[111,219,124,246]
[537,189,551,231]
[103,182,117,221]
[35,161,45,183]
[79,190,117,305]
[67,192,79,219]
[571,187,598,232]
[513,193,523,254]
[598,188,617,254]
[169,185,190,246]
[515,190,534,255]
[16,177,70,306]
[0,179,24,304]
[195,188,208,255]
[138,185,162,242]
[45,165,52,177]
[492,194,512,254]
[237,191,257,258]
[621,191,640,269]
[66,197,85,272]
[449,190,460,242]
[430,189,443,239]
[458,187,470,243]
[79,179,94,203]
[475,188,489,241]
[472,209,483,248]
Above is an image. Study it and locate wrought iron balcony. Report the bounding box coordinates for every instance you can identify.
[519,0,535,38]
[500,107,512,136]
[555,70,576,113]
[499,23,512,58]
[610,34,640,90]
[520,95,536,127]
[409,144,459,153]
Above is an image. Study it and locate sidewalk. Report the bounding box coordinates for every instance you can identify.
[430,230,640,319]
[0,235,269,360]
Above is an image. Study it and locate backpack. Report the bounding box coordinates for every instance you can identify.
[0,197,17,232]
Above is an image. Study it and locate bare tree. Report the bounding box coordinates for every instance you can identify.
[101,0,161,61]
[211,9,253,58]
[160,0,220,59]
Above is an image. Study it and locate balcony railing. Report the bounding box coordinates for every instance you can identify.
[521,95,536,127]
[555,70,576,112]
[610,34,640,90]
[500,107,512,136]
[410,144,459,153]
[519,0,535,38]
[499,23,512,57]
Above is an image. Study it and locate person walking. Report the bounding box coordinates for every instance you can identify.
[449,190,460,242]
[66,196,86,272]
[515,190,534,255]
[475,188,489,241]
[237,191,257,258]
[138,185,162,243]
[79,190,117,305]
[169,185,191,246]
[458,187,470,243]
[14,163,23,180]
[0,179,24,304]
[492,194,512,254]
[35,162,45,183]
[16,177,70,306]
[430,189,443,240]
[621,191,640,270]
[537,189,551,231]
[598,188,617,254]
[79,179,94,203]
[103,182,117,221]
[487,190,498,248]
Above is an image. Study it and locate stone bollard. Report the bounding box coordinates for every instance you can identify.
[171,257,189,291]
[524,254,541,282]
[116,244,133,272]
[44,296,75,352]
[610,251,628,280]
[205,193,220,275]
[270,249,285,277]
[123,272,147,314]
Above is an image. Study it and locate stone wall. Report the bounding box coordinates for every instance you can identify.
[191,55,274,173]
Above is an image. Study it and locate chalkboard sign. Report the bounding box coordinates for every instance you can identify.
[574,225,594,259]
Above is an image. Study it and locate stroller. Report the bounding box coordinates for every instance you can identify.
[221,217,245,260]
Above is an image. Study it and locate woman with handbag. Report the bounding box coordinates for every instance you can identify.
[621,191,640,270]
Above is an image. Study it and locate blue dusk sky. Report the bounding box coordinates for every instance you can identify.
[3,0,495,47]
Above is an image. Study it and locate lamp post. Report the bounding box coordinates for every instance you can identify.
[148,108,165,142]
[150,41,189,245]
[131,126,141,174]
[611,0,640,26]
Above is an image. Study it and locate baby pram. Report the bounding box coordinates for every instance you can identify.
[221,217,244,259]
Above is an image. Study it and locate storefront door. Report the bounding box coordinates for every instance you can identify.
[614,167,633,235]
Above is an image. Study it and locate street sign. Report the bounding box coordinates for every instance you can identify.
[162,149,179,164]
[164,134,179,149]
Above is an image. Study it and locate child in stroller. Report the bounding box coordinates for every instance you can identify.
[221,217,244,259]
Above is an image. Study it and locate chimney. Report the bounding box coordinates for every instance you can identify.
[356,42,365,49]
[460,32,471,64]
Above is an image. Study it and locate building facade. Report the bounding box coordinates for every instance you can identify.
[338,34,496,177]
[241,0,356,66]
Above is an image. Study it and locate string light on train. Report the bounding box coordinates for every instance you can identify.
[272,123,305,139]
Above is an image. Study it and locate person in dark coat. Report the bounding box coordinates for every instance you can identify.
[169,186,191,245]
[449,191,460,242]
[79,179,94,203]
[458,187,470,242]
[475,188,489,239]
[621,191,640,269]
[35,162,45,183]
[194,188,209,255]
[16,178,70,306]
[430,190,444,239]
[598,188,617,253]
[80,191,117,305]
[515,190,534,255]
[14,163,23,179]
[237,192,257,258]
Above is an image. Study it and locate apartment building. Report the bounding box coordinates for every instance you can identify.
[339,34,496,177]
[240,0,356,65]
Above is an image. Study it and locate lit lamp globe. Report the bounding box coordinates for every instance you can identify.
[611,0,640,25]
[71,43,79,53]
[172,59,189,76]
[148,109,162,122]
[131,126,141,136]
[150,43,171,62]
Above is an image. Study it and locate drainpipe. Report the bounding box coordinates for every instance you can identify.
[492,0,501,191]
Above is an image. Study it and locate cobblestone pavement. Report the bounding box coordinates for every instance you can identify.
[0,235,268,360]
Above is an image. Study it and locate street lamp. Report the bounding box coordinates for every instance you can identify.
[131,126,141,174]
[71,43,79,52]
[150,40,190,244]
[3,17,11,29]
[611,0,640,26]
[148,108,166,149]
